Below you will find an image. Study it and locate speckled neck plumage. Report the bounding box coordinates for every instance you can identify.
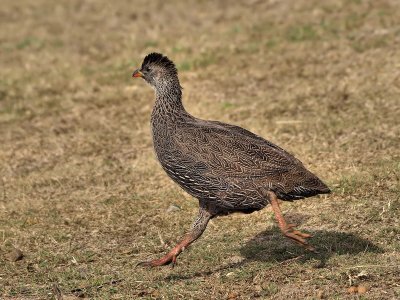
[152,81,185,118]
[150,76,189,153]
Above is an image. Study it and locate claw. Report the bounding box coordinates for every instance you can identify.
[171,255,177,268]
[283,226,316,252]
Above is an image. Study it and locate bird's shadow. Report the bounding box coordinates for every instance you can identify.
[165,223,383,281]
[241,227,383,268]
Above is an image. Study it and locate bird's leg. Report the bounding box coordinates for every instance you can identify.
[267,191,315,251]
[137,206,213,267]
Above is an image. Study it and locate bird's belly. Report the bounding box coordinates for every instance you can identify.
[162,165,269,212]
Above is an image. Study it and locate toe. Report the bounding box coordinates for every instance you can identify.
[292,230,312,238]
[136,255,175,268]
[136,260,154,268]
[284,231,316,252]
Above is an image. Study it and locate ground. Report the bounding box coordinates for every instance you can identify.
[0,0,399,299]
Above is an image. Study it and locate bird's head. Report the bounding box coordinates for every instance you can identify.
[132,53,180,90]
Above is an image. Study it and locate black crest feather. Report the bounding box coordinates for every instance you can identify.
[142,53,177,74]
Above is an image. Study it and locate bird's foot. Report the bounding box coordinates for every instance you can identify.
[137,254,178,268]
[283,223,316,252]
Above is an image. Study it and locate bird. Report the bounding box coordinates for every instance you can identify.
[132,53,330,267]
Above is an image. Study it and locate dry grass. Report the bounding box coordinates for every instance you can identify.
[1,0,399,299]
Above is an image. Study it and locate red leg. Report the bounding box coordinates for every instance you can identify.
[268,191,315,251]
[137,206,212,267]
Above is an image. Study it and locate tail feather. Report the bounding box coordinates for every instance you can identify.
[276,171,330,201]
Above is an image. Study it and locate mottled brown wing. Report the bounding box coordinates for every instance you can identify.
[172,119,302,179]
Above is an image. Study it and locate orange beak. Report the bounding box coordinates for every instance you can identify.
[132,69,143,78]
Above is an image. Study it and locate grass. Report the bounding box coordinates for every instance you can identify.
[1,0,400,299]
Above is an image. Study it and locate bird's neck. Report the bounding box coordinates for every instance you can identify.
[152,82,187,120]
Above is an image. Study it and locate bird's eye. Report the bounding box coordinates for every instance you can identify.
[144,66,151,72]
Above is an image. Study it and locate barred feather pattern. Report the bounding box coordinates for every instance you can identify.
[144,53,330,216]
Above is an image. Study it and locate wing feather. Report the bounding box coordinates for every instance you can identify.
[172,119,301,179]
